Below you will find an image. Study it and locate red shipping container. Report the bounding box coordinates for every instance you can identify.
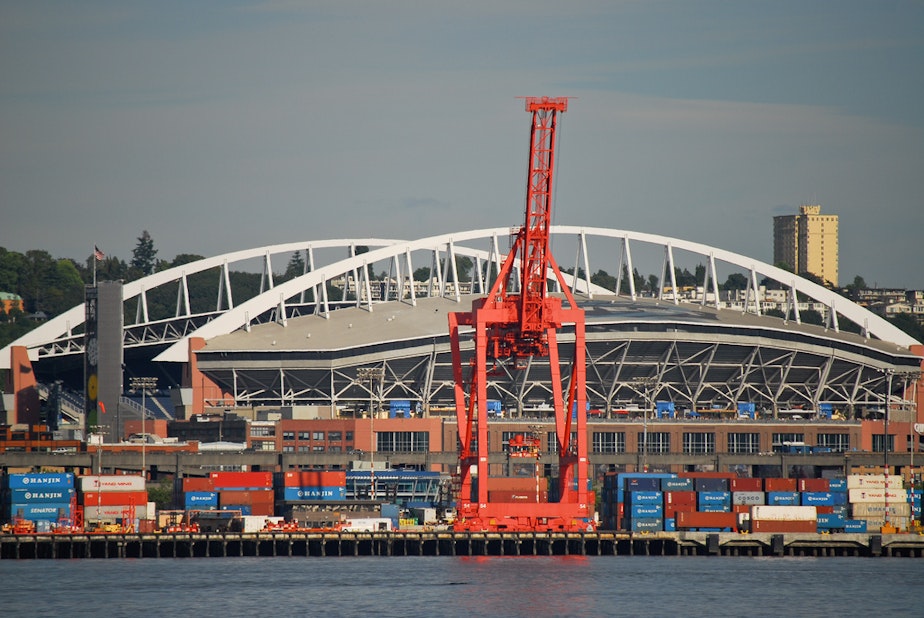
[183,477,214,492]
[219,489,275,506]
[676,511,737,530]
[210,471,273,489]
[730,478,763,492]
[664,506,695,519]
[733,504,751,514]
[764,478,797,492]
[751,519,816,533]
[249,503,275,517]
[815,506,834,515]
[281,470,346,488]
[679,472,735,479]
[80,491,149,507]
[664,491,697,506]
[798,478,830,492]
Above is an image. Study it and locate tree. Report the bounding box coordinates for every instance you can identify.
[283,251,306,281]
[723,273,748,291]
[131,230,158,277]
[590,269,616,292]
[413,267,431,282]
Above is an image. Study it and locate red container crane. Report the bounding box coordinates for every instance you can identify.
[448,97,593,532]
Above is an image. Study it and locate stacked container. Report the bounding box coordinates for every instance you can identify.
[210,471,274,516]
[3,473,75,530]
[275,470,347,502]
[847,474,909,531]
[749,505,817,532]
[79,474,148,523]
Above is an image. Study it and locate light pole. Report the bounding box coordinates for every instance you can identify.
[357,367,384,500]
[130,377,157,479]
[633,376,658,472]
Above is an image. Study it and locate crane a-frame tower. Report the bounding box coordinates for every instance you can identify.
[448,97,593,532]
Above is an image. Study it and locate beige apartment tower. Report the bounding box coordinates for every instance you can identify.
[773,204,839,286]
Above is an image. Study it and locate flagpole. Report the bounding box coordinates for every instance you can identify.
[93,246,97,287]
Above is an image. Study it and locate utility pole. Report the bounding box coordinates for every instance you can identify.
[130,377,157,479]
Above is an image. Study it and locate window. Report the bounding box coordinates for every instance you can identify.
[592,432,626,453]
[773,433,804,448]
[872,434,894,453]
[282,431,295,441]
[547,432,577,453]
[250,426,275,437]
[727,433,760,454]
[282,445,294,453]
[378,431,429,452]
[346,431,354,441]
[298,445,310,453]
[638,432,670,454]
[328,431,342,442]
[312,445,325,452]
[312,431,325,441]
[257,441,275,451]
[328,445,342,453]
[298,432,311,440]
[816,433,850,452]
[683,432,715,454]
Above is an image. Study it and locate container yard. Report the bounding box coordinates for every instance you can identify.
[2,468,924,559]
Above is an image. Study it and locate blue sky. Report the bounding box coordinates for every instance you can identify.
[2,1,922,287]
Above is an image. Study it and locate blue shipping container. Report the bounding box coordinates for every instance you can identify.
[628,491,662,505]
[6,473,74,490]
[616,473,675,491]
[694,478,728,492]
[625,477,661,491]
[828,478,847,491]
[10,488,75,503]
[184,491,219,507]
[844,520,868,533]
[664,518,676,532]
[767,491,800,505]
[630,503,664,518]
[801,492,836,506]
[220,505,252,516]
[817,513,846,528]
[661,478,694,491]
[629,517,663,532]
[699,503,731,513]
[281,486,347,501]
[8,502,72,521]
[698,491,731,505]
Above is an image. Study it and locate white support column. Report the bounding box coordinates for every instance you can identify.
[658,247,668,302]
[667,244,678,305]
[790,280,802,324]
[624,236,637,301]
[580,230,592,298]
[361,260,374,312]
[405,247,417,306]
[278,292,288,326]
[615,238,625,297]
[750,266,761,316]
[176,273,191,317]
[709,252,720,309]
[447,240,461,303]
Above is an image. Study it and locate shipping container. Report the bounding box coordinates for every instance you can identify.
[277,470,347,488]
[80,491,149,507]
[83,504,148,520]
[694,478,729,493]
[219,504,253,516]
[800,492,836,506]
[660,477,694,491]
[850,502,912,518]
[182,477,215,492]
[729,478,762,492]
[664,491,697,507]
[732,491,765,506]
[663,518,676,532]
[9,488,75,503]
[763,478,797,492]
[751,505,817,521]
[628,517,663,532]
[697,491,731,505]
[816,513,846,528]
[218,489,275,507]
[750,519,816,533]
[6,473,74,490]
[852,516,912,531]
[184,491,219,507]
[209,471,273,489]
[485,476,549,492]
[279,486,347,501]
[844,519,868,533]
[848,488,908,503]
[79,475,145,493]
[629,503,664,518]
[846,475,902,490]
[616,473,675,491]
[828,478,847,492]
[625,477,661,491]
[8,502,71,521]
[675,511,737,530]
[627,491,662,505]
[766,491,800,506]
[700,503,731,513]
[339,517,394,532]
[487,490,549,502]
[798,478,830,492]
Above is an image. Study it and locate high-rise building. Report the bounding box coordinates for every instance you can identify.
[773,204,839,286]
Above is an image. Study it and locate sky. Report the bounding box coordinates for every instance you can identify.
[2,1,922,288]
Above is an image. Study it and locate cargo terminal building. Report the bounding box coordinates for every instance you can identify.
[2,228,922,474]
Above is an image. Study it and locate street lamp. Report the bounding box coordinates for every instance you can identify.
[130,377,157,479]
[357,367,385,500]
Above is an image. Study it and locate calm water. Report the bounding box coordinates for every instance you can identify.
[0,556,918,617]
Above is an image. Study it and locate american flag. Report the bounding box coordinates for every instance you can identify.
[94,245,105,261]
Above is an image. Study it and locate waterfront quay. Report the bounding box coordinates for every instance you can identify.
[3,530,923,560]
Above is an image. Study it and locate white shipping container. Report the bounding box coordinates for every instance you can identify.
[848,488,908,503]
[750,505,817,521]
[339,517,394,532]
[851,502,912,518]
[83,504,149,521]
[846,475,902,490]
[732,491,765,506]
[851,516,911,530]
[79,475,146,493]
[237,516,284,533]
